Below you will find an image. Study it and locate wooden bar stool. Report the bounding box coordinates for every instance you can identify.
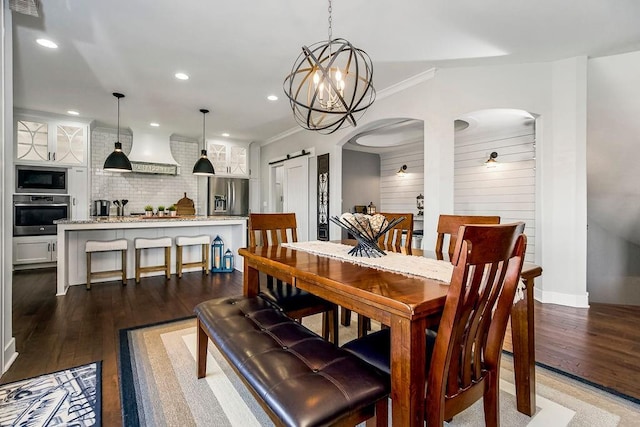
[85,239,128,290]
[175,235,210,278]
[134,237,172,283]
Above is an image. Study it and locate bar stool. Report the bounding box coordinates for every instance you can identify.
[175,235,210,278]
[85,239,128,290]
[134,237,172,283]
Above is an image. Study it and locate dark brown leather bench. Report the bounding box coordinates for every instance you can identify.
[195,296,389,427]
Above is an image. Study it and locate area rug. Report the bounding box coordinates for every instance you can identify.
[119,316,640,426]
[0,362,101,426]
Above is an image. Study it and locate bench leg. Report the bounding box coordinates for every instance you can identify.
[177,246,183,278]
[197,318,208,379]
[203,243,209,275]
[366,398,388,427]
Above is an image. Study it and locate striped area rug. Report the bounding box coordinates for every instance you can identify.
[119,316,640,426]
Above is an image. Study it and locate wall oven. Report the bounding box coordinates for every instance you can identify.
[16,165,68,194]
[13,195,70,236]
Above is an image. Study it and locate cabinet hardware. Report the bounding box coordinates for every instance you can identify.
[48,243,51,252]
[48,152,51,161]
[53,152,56,161]
[52,243,56,252]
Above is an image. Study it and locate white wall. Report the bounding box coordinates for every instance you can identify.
[342,149,380,213]
[380,145,424,214]
[261,58,590,307]
[1,0,17,373]
[454,112,536,262]
[587,51,640,305]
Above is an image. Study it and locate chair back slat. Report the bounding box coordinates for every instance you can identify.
[249,213,298,247]
[377,213,413,253]
[427,222,526,425]
[435,215,501,261]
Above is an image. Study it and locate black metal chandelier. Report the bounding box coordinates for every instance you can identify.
[283,0,375,134]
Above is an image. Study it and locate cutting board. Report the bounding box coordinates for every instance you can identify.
[176,192,196,216]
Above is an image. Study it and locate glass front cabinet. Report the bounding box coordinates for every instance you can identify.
[15,115,89,166]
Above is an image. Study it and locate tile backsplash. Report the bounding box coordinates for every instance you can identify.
[91,128,203,215]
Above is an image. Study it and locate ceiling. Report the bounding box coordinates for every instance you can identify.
[11,0,640,145]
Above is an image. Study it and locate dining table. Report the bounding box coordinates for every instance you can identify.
[238,241,542,427]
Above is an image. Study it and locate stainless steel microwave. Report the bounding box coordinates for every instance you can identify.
[15,165,68,194]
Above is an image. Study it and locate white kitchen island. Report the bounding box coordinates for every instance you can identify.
[55,216,247,295]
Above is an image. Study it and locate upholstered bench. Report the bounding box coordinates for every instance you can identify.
[194,296,389,427]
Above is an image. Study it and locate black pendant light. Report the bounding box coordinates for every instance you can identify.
[103,92,132,172]
[192,108,215,176]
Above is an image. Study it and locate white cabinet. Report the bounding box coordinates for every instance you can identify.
[13,236,57,265]
[207,140,249,176]
[68,167,89,220]
[15,115,89,166]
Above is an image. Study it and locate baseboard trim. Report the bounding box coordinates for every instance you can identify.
[3,337,17,374]
[535,288,590,308]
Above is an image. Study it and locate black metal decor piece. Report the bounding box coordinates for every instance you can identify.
[329,214,405,257]
[318,153,330,241]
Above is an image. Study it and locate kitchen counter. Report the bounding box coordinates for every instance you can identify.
[56,216,247,295]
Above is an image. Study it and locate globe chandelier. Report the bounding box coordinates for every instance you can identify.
[283,0,375,134]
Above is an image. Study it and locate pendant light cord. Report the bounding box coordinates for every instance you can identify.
[117,97,120,142]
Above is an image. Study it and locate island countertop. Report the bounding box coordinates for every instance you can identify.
[55,215,247,225]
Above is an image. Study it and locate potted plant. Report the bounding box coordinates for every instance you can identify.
[168,204,178,217]
[157,205,165,217]
[144,205,153,217]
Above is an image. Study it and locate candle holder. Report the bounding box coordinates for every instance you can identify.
[211,236,234,273]
[329,213,405,257]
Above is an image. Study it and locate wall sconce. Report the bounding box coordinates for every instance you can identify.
[396,164,408,176]
[485,152,498,168]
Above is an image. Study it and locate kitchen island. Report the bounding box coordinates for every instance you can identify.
[55,216,247,295]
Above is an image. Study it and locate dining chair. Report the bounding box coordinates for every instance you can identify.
[435,214,500,261]
[342,222,527,427]
[248,213,340,344]
[344,212,415,336]
[377,212,414,253]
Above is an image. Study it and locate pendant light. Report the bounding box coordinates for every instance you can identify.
[192,108,215,176]
[103,92,132,172]
[283,0,375,134]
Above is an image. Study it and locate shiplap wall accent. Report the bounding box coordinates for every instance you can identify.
[380,144,424,215]
[454,121,536,261]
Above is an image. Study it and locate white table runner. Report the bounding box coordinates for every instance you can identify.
[282,241,454,283]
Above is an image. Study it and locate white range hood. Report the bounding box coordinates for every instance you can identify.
[127,128,180,174]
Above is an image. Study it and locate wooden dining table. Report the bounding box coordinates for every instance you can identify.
[238,243,542,427]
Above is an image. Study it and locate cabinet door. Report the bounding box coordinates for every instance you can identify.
[55,123,86,165]
[69,167,89,219]
[229,145,248,175]
[16,120,49,162]
[208,143,228,174]
[13,239,54,264]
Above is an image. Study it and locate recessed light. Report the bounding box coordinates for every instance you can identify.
[36,38,58,49]
[67,110,79,116]
[222,133,230,137]
[267,95,278,101]
[150,122,160,127]
[175,72,189,80]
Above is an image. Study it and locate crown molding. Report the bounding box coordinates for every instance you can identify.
[261,68,437,147]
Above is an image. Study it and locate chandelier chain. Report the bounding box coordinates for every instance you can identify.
[327,0,332,42]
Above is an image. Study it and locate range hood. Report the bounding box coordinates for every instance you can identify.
[127,128,180,175]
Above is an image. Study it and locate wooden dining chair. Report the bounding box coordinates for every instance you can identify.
[377,212,414,253]
[342,222,527,427]
[435,214,500,261]
[341,213,414,334]
[248,213,340,345]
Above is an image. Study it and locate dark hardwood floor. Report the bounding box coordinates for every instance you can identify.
[3,268,640,426]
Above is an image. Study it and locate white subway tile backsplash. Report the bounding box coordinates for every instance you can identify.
[91,128,201,214]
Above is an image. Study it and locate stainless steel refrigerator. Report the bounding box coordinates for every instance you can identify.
[207,177,249,216]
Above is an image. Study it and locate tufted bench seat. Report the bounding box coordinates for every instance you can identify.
[195,296,389,427]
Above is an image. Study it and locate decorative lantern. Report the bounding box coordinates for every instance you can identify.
[223,249,234,271]
[212,235,224,269]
